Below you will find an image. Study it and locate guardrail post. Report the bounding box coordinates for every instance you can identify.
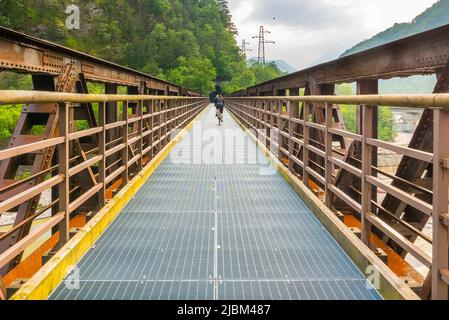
[138,99,143,172]
[361,104,373,247]
[58,102,70,244]
[98,102,106,208]
[256,99,261,134]
[324,103,333,207]
[105,84,119,171]
[358,80,378,204]
[432,107,449,300]
[149,99,154,159]
[303,102,310,186]
[288,89,300,173]
[277,99,282,162]
[122,101,129,185]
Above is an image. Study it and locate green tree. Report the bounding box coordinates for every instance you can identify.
[166,56,216,94]
[0,1,284,96]
[337,84,396,141]
[250,61,285,84]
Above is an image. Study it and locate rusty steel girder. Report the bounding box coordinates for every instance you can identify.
[233,24,449,96]
[0,26,199,96]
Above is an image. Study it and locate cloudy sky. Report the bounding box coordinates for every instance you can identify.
[228,0,439,70]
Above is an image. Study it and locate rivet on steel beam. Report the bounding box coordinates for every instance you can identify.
[440,158,449,169]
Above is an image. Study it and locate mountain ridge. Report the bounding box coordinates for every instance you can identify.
[247,58,296,74]
[342,0,449,57]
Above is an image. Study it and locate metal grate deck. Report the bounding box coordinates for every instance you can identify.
[50,107,381,300]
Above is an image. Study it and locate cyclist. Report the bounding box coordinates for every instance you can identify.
[215,93,225,125]
[210,85,222,103]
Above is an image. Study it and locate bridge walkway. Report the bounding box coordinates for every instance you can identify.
[49,107,381,300]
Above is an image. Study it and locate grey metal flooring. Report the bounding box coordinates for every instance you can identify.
[50,107,381,300]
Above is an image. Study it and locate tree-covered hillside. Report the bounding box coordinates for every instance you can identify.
[0,0,284,94]
[342,0,449,57]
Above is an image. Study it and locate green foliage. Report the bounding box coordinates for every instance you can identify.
[0,105,21,139]
[0,73,32,90]
[0,0,284,96]
[221,61,285,93]
[336,84,396,141]
[378,107,396,141]
[221,60,256,93]
[166,56,216,94]
[249,61,285,84]
[0,73,31,140]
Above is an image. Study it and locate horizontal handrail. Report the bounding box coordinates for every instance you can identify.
[229,94,449,108]
[0,90,207,104]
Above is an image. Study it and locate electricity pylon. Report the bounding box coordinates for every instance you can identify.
[252,26,275,64]
[240,39,252,57]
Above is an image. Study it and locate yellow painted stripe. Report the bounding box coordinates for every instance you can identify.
[11,105,209,300]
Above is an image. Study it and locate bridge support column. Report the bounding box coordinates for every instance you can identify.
[325,103,333,207]
[358,80,378,248]
[98,102,106,208]
[361,104,374,248]
[432,108,449,300]
[58,103,70,245]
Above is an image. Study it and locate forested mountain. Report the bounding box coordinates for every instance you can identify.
[271,60,296,74]
[342,0,449,57]
[248,58,296,74]
[0,0,284,94]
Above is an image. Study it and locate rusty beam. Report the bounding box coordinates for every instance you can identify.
[234,24,449,95]
[0,26,188,93]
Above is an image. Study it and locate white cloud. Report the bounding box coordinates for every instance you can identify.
[228,0,440,70]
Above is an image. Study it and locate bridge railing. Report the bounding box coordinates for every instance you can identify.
[0,91,208,288]
[227,94,449,299]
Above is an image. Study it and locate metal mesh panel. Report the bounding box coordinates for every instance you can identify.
[50,107,381,300]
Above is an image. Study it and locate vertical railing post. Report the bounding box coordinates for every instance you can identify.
[138,99,143,172]
[277,98,282,162]
[58,102,70,244]
[303,102,310,186]
[257,99,261,133]
[288,89,300,173]
[432,108,449,300]
[287,98,293,171]
[361,104,373,247]
[357,80,379,204]
[98,102,106,208]
[149,99,154,159]
[122,101,129,185]
[324,103,333,207]
[269,99,274,151]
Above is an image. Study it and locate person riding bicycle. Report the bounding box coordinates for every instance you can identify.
[215,93,225,123]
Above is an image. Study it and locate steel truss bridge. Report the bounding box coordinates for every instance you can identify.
[0,24,448,300]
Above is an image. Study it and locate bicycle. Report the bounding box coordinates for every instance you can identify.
[216,109,223,126]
